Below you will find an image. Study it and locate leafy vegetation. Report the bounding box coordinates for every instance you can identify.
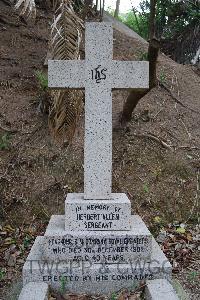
[137,50,148,61]
[0,133,11,150]
[143,183,149,193]
[0,269,6,281]
[119,11,149,39]
[113,0,200,64]
[35,70,48,91]
[159,70,166,84]
[59,276,68,293]
[117,1,199,39]
[110,292,118,300]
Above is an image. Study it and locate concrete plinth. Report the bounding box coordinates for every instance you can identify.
[18,282,49,300]
[65,193,132,231]
[23,237,171,295]
[145,279,179,300]
[42,215,152,262]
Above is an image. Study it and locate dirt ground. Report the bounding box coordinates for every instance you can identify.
[0,2,199,299]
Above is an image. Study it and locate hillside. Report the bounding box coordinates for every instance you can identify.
[0,2,199,299]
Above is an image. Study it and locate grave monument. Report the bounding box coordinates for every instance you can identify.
[22,22,172,295]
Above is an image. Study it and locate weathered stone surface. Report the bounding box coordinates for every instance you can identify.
[112,61,149,89]
[48,60,85,89]
[41,215,152,262]
[18,282,49,300]
[84,22,112,200]
[23,237,171,295]
[84,83,112,200]
[145,279,179,300]
[48,22,149,201]
[65,193,131,231]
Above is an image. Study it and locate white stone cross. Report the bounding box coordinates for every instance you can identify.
[48,22,149,200]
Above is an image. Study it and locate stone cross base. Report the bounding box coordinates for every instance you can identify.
[21,193,172,295]
[42,214,152,261]
[19,278,180,300]
[23,237,171,295]
[65,193,132,230]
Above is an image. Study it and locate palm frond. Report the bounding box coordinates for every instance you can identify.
[50,0,84,60]
[48,89,84,143]
[15,0,36,19]
[49,0,84,143]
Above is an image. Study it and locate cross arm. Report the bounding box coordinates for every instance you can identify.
[48,60,85,89]
[112,61,149,89]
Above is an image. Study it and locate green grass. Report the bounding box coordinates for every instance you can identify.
[0,133,11,150]
[35,70,48,91]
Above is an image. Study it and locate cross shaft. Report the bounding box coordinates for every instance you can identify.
[48,22,149,200]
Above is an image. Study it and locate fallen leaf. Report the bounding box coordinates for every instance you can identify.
[3,225,14,232]
[17,258,25,264]
[157,231,167,243]
[118,290,129,300]
[7,254,16,267]
[3,237,16,246]
[128,294,141,300]
[186,233,193,241]
[0,231,7,236]
[154,216,162,223]
[176,227,186,234]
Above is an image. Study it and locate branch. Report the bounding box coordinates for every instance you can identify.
[134,132,173,151]
[159,81,200,114]
[174,103,192,141]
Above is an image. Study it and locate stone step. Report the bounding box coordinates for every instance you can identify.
[18,282,49,300]
[41,214,152,262]
[65,193,132,231]
[145,279,179,300]
[23,237,172,295]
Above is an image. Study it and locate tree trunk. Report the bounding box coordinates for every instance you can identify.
[148,38,160,89]
[121,90,148,123]
[102,0,105,16]
[121,0,159,123]
[149,0,156,39]
[114,0,120,18]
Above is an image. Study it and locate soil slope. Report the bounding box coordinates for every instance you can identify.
[0,2,199,299]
